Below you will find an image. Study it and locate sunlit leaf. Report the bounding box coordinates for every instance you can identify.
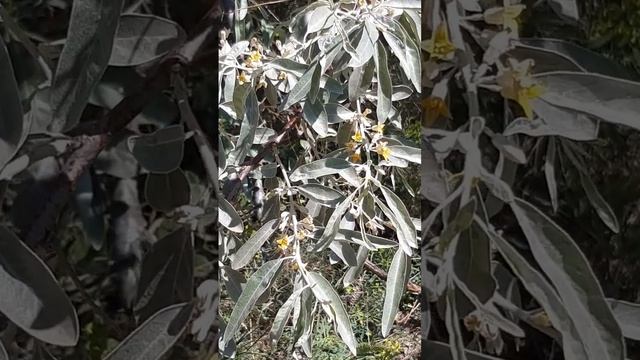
[308,272,358,355]
[373,42,392,122]
[289,158,351,182]
[381,248,410,337]
[231,219,279,270]
[222,259,285,348]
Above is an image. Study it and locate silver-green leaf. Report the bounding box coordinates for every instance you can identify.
[308,272,358,355]
[222,258,285,348]
[231,219,279,270]
[381,248,410,337]
[510,198,624,360]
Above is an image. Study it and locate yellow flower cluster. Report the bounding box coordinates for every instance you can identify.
[424,23,456,61]
[497,59,544,119]
[375,141,391,161]
[275,234,289,251]
[344,109,392,163]
[236,39,264,86]
[422,96,450,127]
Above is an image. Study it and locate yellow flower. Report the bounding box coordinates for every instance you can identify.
[289,261,299,271]
[352,130,364,143]
[278,71,287,80]
[484,4,526,34]
[358,0,367,7]
[376,142,391,161]
[497,59,544,119]
[362,108,372,117]
[422,96,450,127]
[237,71,250,85]
[350,151,362,163]
[276,234,289,251]
[372,123,385,134]
[295,230,306,240]
[249,50,261,63]
[424,22,456,60]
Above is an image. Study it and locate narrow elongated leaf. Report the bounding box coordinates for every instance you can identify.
[445,289,467,360]
[375,199,413,256]
[219,197,243,233]
[477,219,588,360]
[337,229,397,249]
[373,42,392,122]
[283,62,319,109]
[345,23,376,69]
[514,99,599,141]
[348,61,374,102]
[104,303,191,360]
[388,146,420,163]
[329,241,357,266]
[231,219,279,270]
[381,248,410,337]
[289,158,351,182]
[135,227,193,321]
[516,38,633,78]
[491,135,526,164]
[453,226,496,305]
[608,299,640,341]
[314,191,358,251]
[222,259,285,347]
[580,173,619,233]
[544,137,559,212]
[228,87,259,165]
[509,44,583,73]
[109,14,186,66]
[308,272,357,355]
[266,58,307,77]
[0,226,79,346]
[49,0,124,132]
[296,184,345,207]
[510,198,624,360]
[380,185,417,249]
[302,99,329,137]
[382,21,421,91]
[422,146,448,203]
[440,198,477,248]
[535,72,640,132]
[343,246,369,286]
[0,36,25,172]
[270,286,308,346]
